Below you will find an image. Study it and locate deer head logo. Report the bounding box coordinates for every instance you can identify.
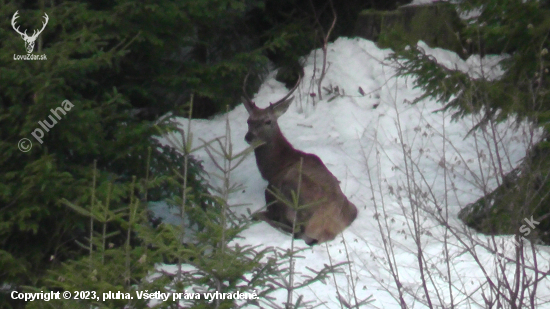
[11,11,49,54]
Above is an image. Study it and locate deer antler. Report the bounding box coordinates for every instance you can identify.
[270,73,302,108]
[11,11,27,37]
[30,13,49,39]
[11,11,48,39]
[242,71,257,113]
[242,71,303,113]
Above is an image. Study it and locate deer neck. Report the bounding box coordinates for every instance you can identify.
[254,131,299,181]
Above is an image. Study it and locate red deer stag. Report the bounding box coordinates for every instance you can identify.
[243,75,358,245]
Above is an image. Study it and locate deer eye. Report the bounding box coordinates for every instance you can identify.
[264,120,272,125]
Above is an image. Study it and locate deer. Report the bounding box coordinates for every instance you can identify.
[242,75,358,246]
[11,11,49,54]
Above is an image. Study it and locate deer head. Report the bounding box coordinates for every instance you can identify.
[242,74,301,146]
[12,11,49,54]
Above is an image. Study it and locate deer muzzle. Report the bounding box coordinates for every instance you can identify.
[245,131,254,144]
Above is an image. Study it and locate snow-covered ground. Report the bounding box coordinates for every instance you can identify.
[155,37,550,308]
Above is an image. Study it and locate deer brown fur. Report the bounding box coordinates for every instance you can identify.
[243,76,358,246]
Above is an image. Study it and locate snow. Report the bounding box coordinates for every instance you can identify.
[406,0,450,7]
[154,37,550,308]
[415,41,507,80]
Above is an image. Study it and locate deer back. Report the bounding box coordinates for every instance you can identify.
[269,153,357,243]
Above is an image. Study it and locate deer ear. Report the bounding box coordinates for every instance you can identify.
[272,96,294,118]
